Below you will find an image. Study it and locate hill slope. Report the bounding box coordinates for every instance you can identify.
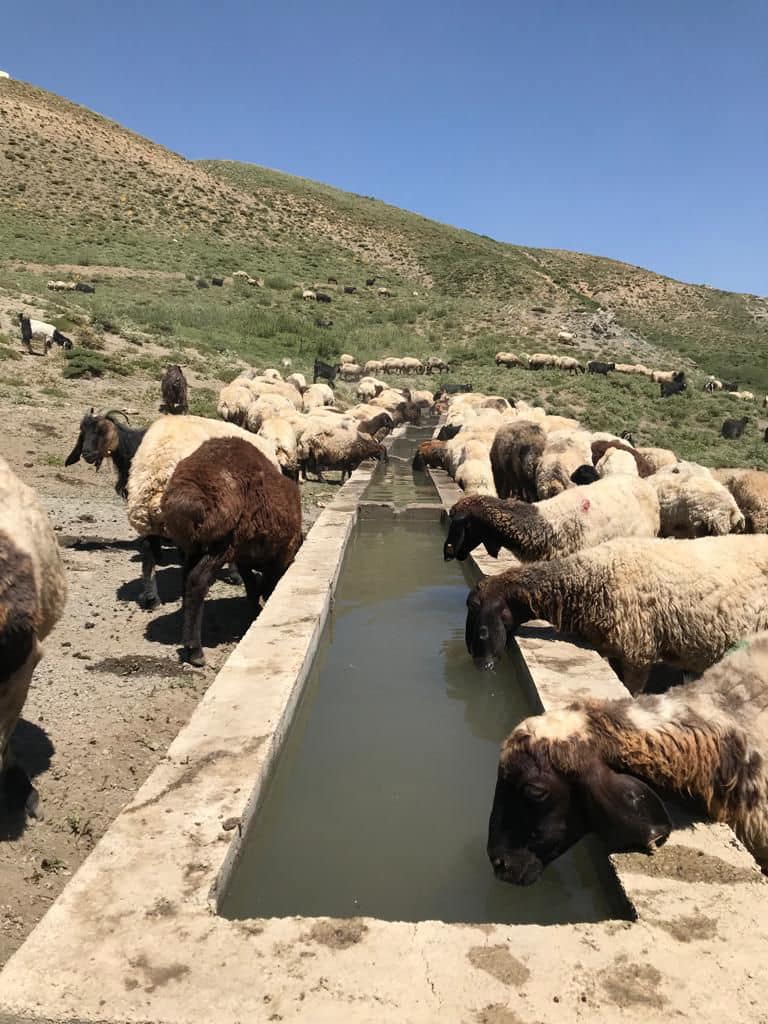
[1,76,767,466]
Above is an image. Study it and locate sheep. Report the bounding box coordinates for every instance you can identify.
[464,534,768,694]
[338,362,363,381]
[286,372,307,393]
[357,377,386,401]
[159,364,188,415]
[444,476,659,563]
[257,416,300,480]
[122,416,278,608]
[704,375,724,392]
[410,389,435,410]
[486,632,768,885]
[455,458,496,496]
[298,429,386,483]
[377,287,391,297]
[0,456,67,818]
[528,352,557,370]
[364,359,385,374]
[539,414,581,433]
[713,469,768,534]
[535,430,593,499]
[65,409,149,499]
[556,331,575,344]
[401,356,424,374]
[412,440,450,472]
[303,382,335,411]
[730,391,755,402]
[217,382,254,427]
[161,437,302,665]
[344,285,357,294]
[635,446,678,472]
[338,353,355,365]
[721,416,749,439]
[649,468,744,538]
[555,356,583,374]
[261,368,282,381]
[614,363,641,375]
[382,357,405,375]
[586,360,615,375]
[211,277,224,287]
[302,289,317,301]
[490,420,547,502]
[590,440,654,477]
[425,356,450,373]
[356,410,394,440]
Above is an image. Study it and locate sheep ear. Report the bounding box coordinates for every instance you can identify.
[577,759,671,853]
[65,431,84,466]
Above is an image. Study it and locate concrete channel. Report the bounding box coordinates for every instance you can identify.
[1,426,767,1024]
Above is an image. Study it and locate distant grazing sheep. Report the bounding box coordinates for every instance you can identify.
[495,352,524,368]
[721,417,749,440]
[528,353,557,370]
[0,456,67,818]
[344,285,357,294]
[302,289,317,301]
[555,356,583,375]
[316,291,332,304]
[377,287,391,297]
[557,331,575,344]
[425,356,451,373]
[730,391,755,402]
[162,437,302,665]
[486,633,768,884]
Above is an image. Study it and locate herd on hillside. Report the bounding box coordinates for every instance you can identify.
[3,334,768,892]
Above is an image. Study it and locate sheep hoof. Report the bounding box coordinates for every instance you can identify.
[141,594,161,611]
[184,647,206,668]
[25,786,43,821]
[221,567,243,586]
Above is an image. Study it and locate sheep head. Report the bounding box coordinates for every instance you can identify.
[488,721,672,885]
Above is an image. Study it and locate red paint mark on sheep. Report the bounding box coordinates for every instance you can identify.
[581,499,591,513]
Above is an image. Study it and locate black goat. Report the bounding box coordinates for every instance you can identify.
[159,364,189,415]
[586,360,615,375]
[660,378,687,398]
[211,277,224,286]
[313,358,338,384]
[723,381,739,392]
[436,383,472,396]
[366,277,376,286]
[75,282,95,293]
[343,285,357,294]
[619,429,636,447]
[315,317,334,329]
[721,416,748,440]
[315,292,332,304]
[65,409,147,499]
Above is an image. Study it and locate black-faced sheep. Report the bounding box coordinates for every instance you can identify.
[490,420,547,502]
[0,456,67,818]
[660,378,687,398]
[159,364,189,415]
[464,534,768,694]
[487,632,768,885]
[161,437,302,665]
[444,477,659,563]
[356,410,394,440]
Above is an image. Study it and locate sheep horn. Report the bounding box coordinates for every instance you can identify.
[104,409,131,424]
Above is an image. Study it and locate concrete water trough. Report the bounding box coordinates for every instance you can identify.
[1,426,768,1024]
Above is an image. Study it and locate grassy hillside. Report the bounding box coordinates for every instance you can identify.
[1,76,767,468]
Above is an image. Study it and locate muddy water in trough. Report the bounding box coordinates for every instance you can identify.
[222,427,627,924]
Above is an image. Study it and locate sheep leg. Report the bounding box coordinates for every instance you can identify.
[220,563,243,586]
[235,562,264,605]
[139,535,164,610]
[182,550,228,666]
[1,745,41,820]
[614,661,651,696]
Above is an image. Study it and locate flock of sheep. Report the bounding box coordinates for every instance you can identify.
[417,389,768,885]
[4,345,768,896]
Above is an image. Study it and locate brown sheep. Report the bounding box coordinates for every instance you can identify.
[590,440,654,477]
[490,420,547,502]
[713,469,768,534]
[161,437,302,665]
[159,364,189,415]
[412,439,450,472]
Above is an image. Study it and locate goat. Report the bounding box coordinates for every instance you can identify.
[313,358,338,384]
[586,361,615,375]
[722,417,748,440]
[161,437,302,665]
[65,409,147,499]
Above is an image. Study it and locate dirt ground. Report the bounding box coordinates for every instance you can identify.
[0,308,336,969]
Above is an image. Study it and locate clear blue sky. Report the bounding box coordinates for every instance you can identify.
[4,1,768,294]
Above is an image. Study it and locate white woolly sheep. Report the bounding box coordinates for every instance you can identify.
[635,446,678,472]
[713,469,768,534]
[495,352,524,368]
[286,372,307,393]
[595,447,639,477]
[258,416,299,480]
[302,382,335,411]
[455,457,497,496]
[465,533,768,694]
[649,468,744,538]
[536,429,593,499]
[0,456,67,818]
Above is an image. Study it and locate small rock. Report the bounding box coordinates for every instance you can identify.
[84,621,95,629]
[222,817,240,832]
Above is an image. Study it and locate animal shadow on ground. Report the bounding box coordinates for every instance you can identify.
[145,595,258,654]
[0,720,54,841]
